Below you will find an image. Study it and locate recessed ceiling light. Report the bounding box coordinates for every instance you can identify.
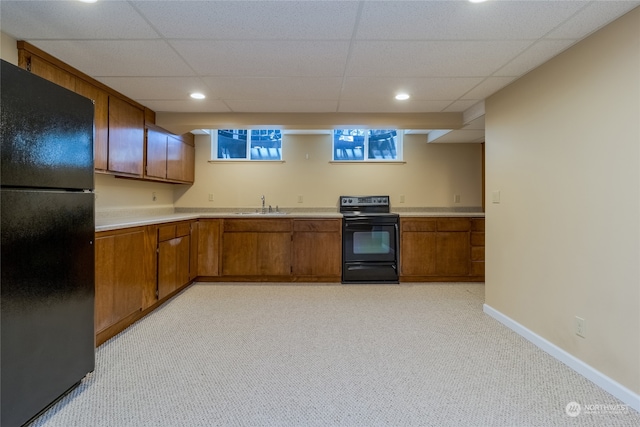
[468,0,487,3]
[395,93,410,101]
[190,93,206,100]
[78,0,98,3]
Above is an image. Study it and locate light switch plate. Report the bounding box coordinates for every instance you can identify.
[492,190,501,204]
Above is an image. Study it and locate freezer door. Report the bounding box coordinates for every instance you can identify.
[0,60,94,190]
[1,189,95,427]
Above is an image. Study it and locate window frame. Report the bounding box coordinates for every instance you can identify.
[210,129,283,162]
[332,129,403,162]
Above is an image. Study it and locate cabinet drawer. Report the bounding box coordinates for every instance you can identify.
[471,218,485,231]
[158,224,176,241]
[176,222,191,237]
[471,246,485,261]
[401,219,436,232]
[470,261,485,277]
[471,232,485,246]
[436,218,471,232]
[293,219,340,232]
[223,218,292,233]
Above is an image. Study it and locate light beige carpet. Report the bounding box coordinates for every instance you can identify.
[30,283,639,426]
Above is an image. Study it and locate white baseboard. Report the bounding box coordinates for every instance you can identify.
[483,303,640,413]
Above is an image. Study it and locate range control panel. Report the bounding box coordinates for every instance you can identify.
[340,196,390,207]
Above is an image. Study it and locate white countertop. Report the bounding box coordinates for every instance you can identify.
[95,210,484,232]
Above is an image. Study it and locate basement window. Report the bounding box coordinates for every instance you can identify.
[211,129,282,161]
[332,129,402,161]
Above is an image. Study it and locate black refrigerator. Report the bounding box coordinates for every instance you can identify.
[1,60,95,427]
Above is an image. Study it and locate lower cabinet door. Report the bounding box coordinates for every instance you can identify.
[222,232,291,276]
[95,229,144,333]
[158,235,190,300]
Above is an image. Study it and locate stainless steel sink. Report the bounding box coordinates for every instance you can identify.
[234,212,288,215]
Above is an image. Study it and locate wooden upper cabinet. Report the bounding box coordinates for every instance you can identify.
[17,42,194,184]
[145,125,168,179]
[108,96,144,176]
[26,55,76,92]
[145,126,194,184]
[167,135,195,183]
[75,79,109,171]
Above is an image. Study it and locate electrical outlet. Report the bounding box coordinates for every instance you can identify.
[297,195,303,203]
[152,192,157,202]
[575,316,586,338]
[208,193,214,202]
[399,194,405,203]
[454,194,461,203]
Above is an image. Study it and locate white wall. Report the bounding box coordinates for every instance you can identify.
[1,32,19,65]
[485,7,639,394]
[174,133,483,210]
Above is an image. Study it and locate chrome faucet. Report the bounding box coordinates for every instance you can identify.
[261,195,266,214]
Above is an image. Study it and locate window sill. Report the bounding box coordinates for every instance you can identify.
[329,161,406,164]
[208,160,285,163]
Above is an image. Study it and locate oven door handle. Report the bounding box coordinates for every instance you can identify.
[344,222,399,229]
[346,264,397,271]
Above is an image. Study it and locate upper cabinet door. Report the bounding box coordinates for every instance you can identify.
[145,126,168,179]
[75,79,109,171]
[28,55,76,92]
[167,136,195,183]
[108,96,144,177]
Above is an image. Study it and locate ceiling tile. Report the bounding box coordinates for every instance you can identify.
[133,0,359,40]
[0,0,158,39]
[201,77,343,100]
[31,40,195,77]
[338,99,452,113]
[96,77,208,100]
[226,99,339,113]
[545,1,640,39]
[462,77,518,100]
[341,77,483,100]
[170,40,350,77]
[139,99,231,114]
[494,39,577,77]
[347,40,532,77]
[357,1,584,40]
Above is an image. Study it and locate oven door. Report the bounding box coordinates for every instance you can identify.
[342,218,398,263]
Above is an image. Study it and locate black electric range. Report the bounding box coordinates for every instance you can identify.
[339,196,399,284]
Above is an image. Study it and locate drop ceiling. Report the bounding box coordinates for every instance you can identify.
[1,0,638,142]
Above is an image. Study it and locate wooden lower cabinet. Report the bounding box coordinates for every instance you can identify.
[157,222,191,299]
[401,231,436,276]
[400,217,483,281]
[197,219,221,276]
[95,227,147,335]
[291,219,341,279]
[200,218,341,281]
[222,219,292,277]
[470,218,485,278]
